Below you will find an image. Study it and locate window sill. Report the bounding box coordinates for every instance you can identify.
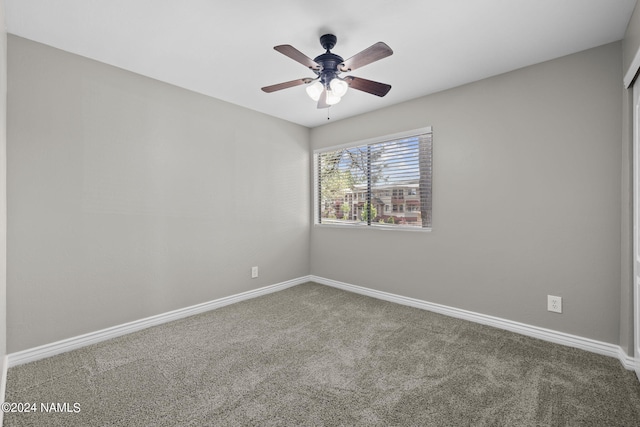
[313,223,432,233]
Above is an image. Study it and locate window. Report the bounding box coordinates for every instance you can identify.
[315,127,432,230]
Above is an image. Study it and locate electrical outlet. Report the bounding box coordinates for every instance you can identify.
[251,266,258,279]
[547,295,562,313]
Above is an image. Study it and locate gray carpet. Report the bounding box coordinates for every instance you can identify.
[4,282,640,426]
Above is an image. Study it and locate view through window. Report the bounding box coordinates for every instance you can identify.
[315,128,432,229]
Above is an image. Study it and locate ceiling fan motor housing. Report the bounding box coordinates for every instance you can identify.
[313,52,344,87]
[315,34,343,88]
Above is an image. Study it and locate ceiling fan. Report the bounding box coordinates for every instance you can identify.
[261,34,393,109]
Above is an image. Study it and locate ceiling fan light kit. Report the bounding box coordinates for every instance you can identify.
[262,34,393,109]
[330,78,349,97]
[305,81,324,101]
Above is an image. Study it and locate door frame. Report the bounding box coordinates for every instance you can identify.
[633,83,640,380]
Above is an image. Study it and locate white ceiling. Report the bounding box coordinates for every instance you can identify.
[5,0,637,128]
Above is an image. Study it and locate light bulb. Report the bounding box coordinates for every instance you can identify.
[306,81,323,101]
[326,90,341,105]
[330,78,349,97]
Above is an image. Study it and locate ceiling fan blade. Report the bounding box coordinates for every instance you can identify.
[261,78,314,93]
[339,42,393,72]
[317,90,330,109]
[344,76,391,97]
[274,45,321,70]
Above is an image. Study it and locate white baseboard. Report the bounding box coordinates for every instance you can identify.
[7,276,312,368]
[0,354,7,425]
[618,347,637,371]
[310,275,635,370]
[7,274,635,372]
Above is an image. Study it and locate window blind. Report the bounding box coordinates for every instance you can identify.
[316,129,432,229]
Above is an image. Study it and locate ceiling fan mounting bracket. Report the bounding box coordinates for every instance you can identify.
[320,34,337,52]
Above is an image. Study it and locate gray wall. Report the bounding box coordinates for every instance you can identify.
[0,1,6,378]
[5,35,630,353]
[311,42,623,345]
[7,36,310,353]
[624,1,640,79]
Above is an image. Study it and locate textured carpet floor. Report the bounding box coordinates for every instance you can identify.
[4,282,640,426]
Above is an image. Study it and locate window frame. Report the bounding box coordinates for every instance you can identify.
[313,126,433,232]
